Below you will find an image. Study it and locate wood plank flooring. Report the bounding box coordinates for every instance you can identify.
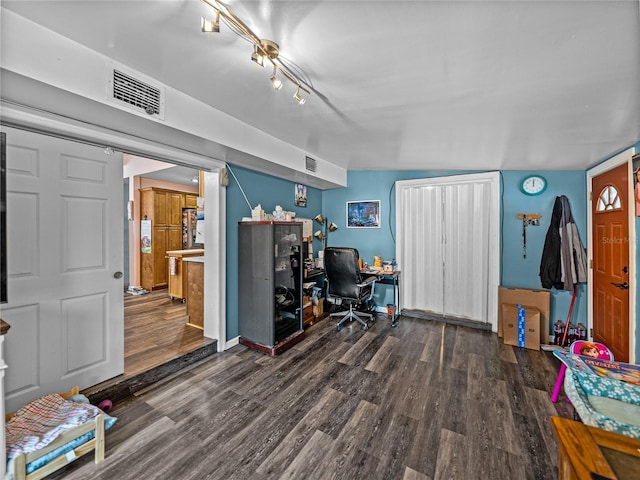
[124,289,211,376]
[51,314,574,480]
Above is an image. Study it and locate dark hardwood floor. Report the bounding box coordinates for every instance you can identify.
[52,313,574,480]
[124,289,211,376]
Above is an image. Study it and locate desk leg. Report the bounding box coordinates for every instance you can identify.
[391,277,398,327]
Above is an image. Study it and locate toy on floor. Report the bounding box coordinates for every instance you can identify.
[553,349,640,439]
[550,340,613,403]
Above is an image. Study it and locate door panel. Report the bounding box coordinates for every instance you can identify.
[153,227,168,288]
[400,185,444,313]
[443,182,490,320]
[2,127,123,411]
[168,193,183,226]
[592,163,629,362]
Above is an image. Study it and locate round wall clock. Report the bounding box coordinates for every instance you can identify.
[520,175,547,196]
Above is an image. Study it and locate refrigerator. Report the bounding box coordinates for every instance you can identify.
[182,208,204,249]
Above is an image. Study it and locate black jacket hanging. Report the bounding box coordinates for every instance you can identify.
[539,195,587,290]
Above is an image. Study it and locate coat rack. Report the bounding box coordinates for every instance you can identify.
[516,213,541,258]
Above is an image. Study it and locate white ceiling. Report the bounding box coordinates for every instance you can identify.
[2,0,639,172]
[141,165,201,186]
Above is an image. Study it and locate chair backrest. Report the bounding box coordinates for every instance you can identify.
[569,340,613,361]
[324,247,363,301]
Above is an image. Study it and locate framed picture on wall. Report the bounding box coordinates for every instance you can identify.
[295,183,307,207]
[347,200,380,228]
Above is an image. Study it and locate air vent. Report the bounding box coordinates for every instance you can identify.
[305,156,316,172]
[110,69,164,118]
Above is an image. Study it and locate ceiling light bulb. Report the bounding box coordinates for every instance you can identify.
[201,13,219,33]
[251,45,265,67]
[293,86,306,105]
[270,69,283,91]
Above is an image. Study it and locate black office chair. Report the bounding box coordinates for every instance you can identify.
[324,247,376,331]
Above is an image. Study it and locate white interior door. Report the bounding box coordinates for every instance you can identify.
[396,172,500,328]
[2,126,123,412]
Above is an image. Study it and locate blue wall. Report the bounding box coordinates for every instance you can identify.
[321,170,475,309]
[225,165,322,339]
[323,170,588,332]
[223,154,638,354]
[501,171,588,333]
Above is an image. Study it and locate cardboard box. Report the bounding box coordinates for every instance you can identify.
[498,286,550,345]
[313,297,325,318]
[502,303,541,350]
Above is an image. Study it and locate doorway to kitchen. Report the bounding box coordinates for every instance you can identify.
[123,158,209,376]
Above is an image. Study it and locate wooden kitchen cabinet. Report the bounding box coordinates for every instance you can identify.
[184,194,198,208]
[140,187,191,291]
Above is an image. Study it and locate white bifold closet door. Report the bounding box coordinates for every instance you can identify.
[396,172,500,328]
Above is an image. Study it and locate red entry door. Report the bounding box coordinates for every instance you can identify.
[592,163,630,362]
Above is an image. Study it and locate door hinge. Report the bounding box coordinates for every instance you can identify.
[589,259,593,269]
[590,328,593,338]
[589,191,592,201]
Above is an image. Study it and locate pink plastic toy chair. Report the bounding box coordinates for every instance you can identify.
[550,340,613,403]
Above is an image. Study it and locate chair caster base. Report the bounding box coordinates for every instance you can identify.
[336,324,342,332]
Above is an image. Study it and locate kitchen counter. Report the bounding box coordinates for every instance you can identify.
[166,250,204,301]
[184,257,204,329]
[183,256,205,263]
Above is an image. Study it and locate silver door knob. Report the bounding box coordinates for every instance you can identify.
[113,271,123,279]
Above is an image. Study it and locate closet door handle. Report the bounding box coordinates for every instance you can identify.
[611,281,628,290]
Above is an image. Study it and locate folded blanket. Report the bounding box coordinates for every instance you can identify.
[6,393,116,466]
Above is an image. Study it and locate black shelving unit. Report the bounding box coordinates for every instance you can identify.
[238,221,304,355]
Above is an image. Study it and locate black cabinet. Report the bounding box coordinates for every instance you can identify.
[238,221,304,354]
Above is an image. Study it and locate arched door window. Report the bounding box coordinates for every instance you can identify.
[596,185,622,211]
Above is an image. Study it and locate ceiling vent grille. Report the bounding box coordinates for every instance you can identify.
[111,69,164,118]
[305,156,317,172]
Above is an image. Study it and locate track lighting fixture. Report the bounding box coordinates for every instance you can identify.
[251,44,264,67]
[293,86,306,105]
[270,67,283,91]
[200,0,312,105]
[200,10,220,33]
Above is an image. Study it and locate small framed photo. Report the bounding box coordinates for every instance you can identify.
[347,200,380,228]
[295,184,307,207]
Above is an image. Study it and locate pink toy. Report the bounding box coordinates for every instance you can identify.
[550,340,613,403]
[98,399,113,413]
